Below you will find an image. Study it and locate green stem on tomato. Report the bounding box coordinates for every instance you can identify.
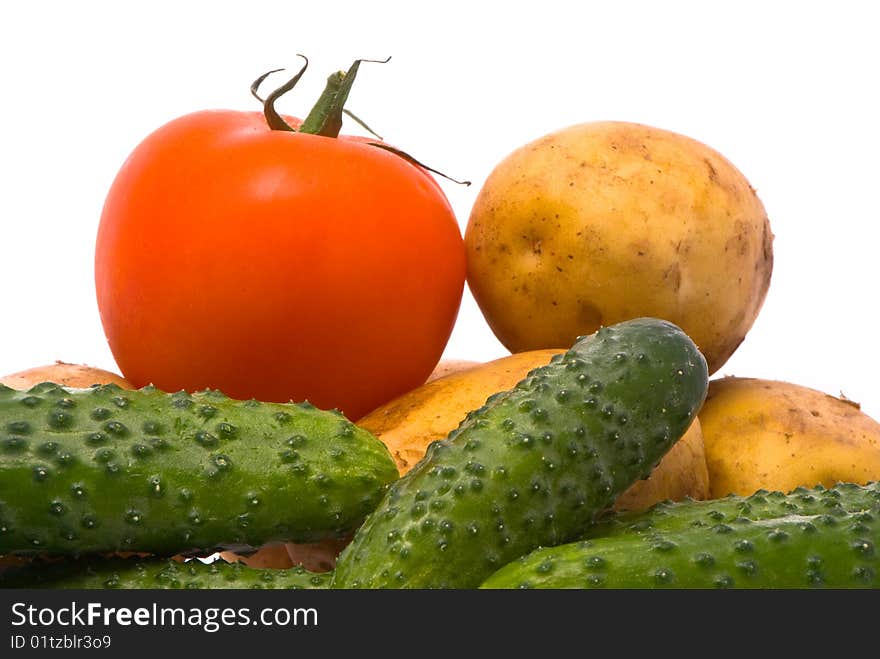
[342,108,384,140]
[251,55,470,186]
[298,57,391,137]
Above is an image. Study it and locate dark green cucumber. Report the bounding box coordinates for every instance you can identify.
[0,383,398,556]
[332,318,709,588]
[480,482,880,589]
[585,481,880,539]
[0,557,330,589]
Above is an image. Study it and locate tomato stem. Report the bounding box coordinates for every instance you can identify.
[250,56,471,186]
[261,55,309,132]
[368,143,471,186]
[342,108,384,140]
[250,68,285,104]
[298,57,391,137]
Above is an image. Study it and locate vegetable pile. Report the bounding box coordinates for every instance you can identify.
[1,56,878,589]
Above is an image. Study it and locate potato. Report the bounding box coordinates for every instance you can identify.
[0,361,133,390]
[218,537,349,572]
[698,377,880,497]
[218,544,293,569]
[465,121,773,375]
[426,359,480,383]
[284,536,352,573]
[357,349,710,511]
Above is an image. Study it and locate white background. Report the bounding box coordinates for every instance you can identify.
[1,1,878,419]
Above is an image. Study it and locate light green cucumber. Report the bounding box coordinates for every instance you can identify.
[0,383,398,556]
[332,318,709,588]
[480,482,880,589]
[0,556,330,589]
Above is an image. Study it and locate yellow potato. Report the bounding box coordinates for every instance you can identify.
[0,361,133,390]
[357,349,709,511]
[426,359,481,383]
[699,377,880,497]
[465,121,773,375]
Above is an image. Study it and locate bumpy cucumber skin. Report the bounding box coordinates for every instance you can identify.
[0,557,331,589]
[0,383,398,556]
[481,482,880,589]
[586,481,880,539]
[332,318,709,588]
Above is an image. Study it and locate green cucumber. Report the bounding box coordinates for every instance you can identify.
[0,557,330,589]
[0,383,398,556]
[586,480,880,539]
[480,482,880,589]
[332,317,709,588]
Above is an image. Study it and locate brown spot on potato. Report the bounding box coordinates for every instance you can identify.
[663,263,682,292]
[578,300,603,328]
[704,157,719,183]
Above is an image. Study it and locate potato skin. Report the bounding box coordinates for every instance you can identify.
[218,544,294,569]
[425,359,480,383]
[219,537,350,573]
[699,377,880,497]
[0,361,133,390]
[357,349,709,510]
[465,121,773,375]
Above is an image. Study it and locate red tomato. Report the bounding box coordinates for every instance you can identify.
[95,108,465,420]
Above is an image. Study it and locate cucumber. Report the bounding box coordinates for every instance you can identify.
[480,481,880,588]
[0,383,398,556]
[332,318,709,588]
[0,557,331,589]
[586,480,880,539]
